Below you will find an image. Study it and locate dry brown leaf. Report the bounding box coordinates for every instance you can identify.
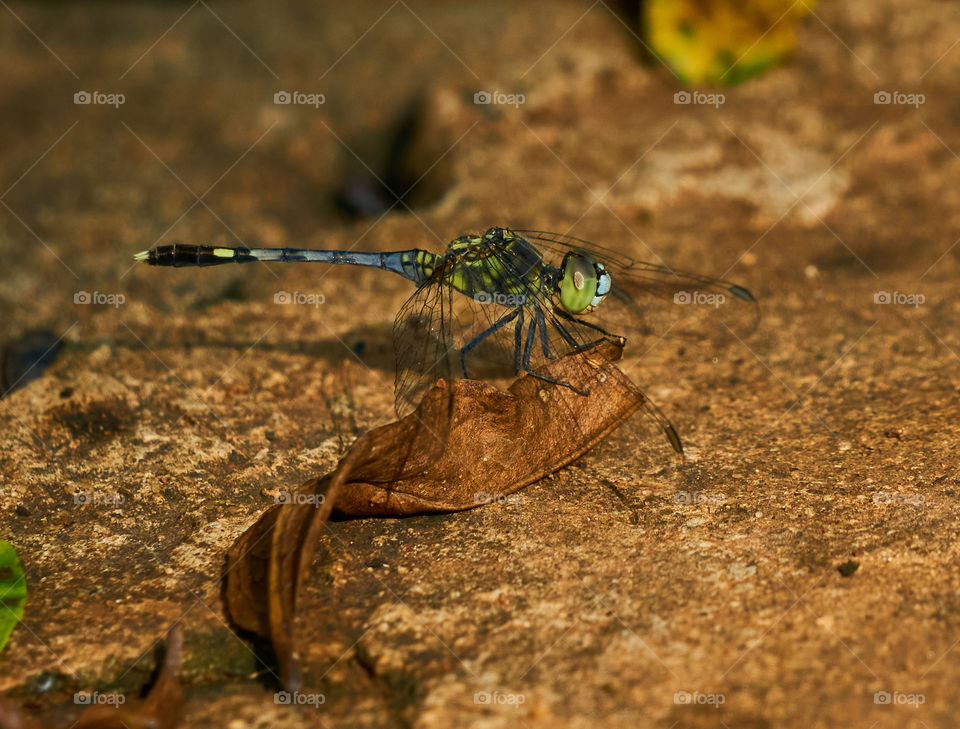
[0,624,183,729]
[223,340,658,690]
[333,339,648,514]
[0,699,42,729]
[223,446,362,692]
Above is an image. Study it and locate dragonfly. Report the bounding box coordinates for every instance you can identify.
[135,227,757,456]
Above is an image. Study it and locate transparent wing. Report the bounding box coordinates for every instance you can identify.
[393,252,545,415]
[510,229,636,269]
[512,229,759,344]
[392,277,457,417]
[603,260,758,343]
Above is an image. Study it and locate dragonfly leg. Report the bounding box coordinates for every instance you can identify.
[548,314,581,349]
[549,313,608,352]
[460,307,521,378]
[513,307,524,374]
[555,309,622,341]
[534,306,558,360]
[521,313,589,396]
[522,309,538,369]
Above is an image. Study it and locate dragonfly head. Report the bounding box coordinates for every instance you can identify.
[558,252,612,314]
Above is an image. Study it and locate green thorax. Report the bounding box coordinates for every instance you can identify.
[435,228,551,302]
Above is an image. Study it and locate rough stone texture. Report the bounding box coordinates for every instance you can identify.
[1,1,959,727]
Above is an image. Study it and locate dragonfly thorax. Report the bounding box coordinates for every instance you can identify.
[442,228,546,304]
[441,228,612,315]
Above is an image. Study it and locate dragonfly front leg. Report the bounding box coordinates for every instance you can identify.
[549,312,609,354]
[460,307,522,378]
[521,309,589,396]
[554,309,621,343]
[549,313,581,349]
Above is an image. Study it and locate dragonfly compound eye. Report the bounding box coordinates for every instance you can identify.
[559,253,599,314]
[592,263,611,308]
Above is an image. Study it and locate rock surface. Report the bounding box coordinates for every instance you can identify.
[1,1,959,727]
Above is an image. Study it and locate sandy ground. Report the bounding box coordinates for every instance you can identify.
[1,1,959,727]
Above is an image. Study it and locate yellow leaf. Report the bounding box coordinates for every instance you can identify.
[645,0,815,86]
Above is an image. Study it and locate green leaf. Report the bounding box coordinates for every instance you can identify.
[0,540,27,654]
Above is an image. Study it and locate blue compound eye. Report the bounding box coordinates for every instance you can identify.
[592,263,611,308]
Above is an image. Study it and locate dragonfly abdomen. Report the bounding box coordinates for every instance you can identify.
[135,244,437,284]
[135,244,259,267]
